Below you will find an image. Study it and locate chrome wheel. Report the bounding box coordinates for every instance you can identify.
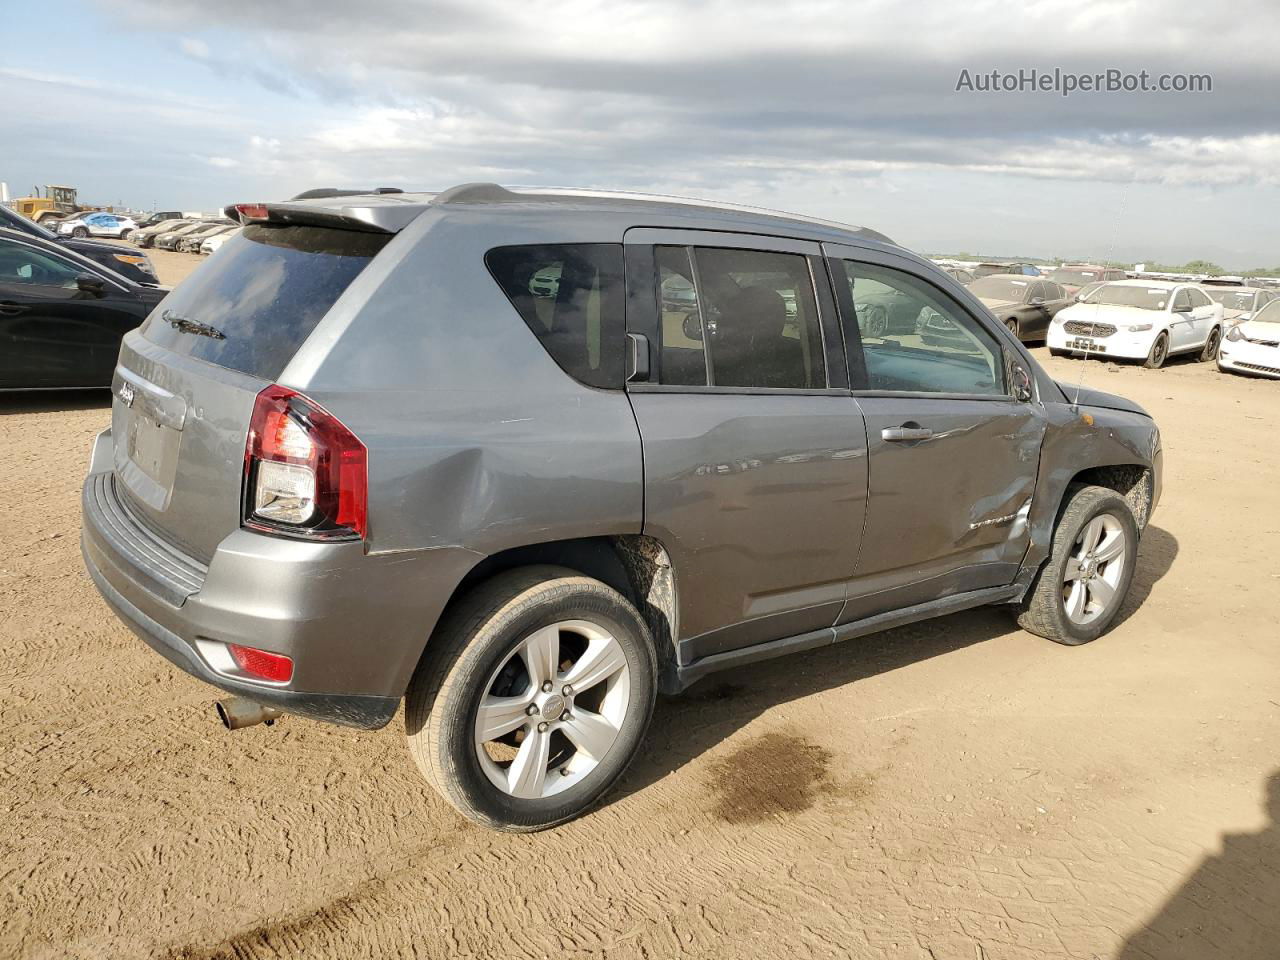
[1062,514,1127,625]
[474,619,630,800]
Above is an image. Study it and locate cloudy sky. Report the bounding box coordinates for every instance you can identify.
[3,0,1279,267]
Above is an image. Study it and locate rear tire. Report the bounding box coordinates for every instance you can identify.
[72,227,88,238]
[1015,484,1139,645]
[405,566,657,832]
[1143,332,1169,369]
[1200,326,1221,362]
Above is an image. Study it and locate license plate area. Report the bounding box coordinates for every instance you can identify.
[1069,338,1105,353]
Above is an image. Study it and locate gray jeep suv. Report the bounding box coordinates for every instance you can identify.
[81,184,1162,831]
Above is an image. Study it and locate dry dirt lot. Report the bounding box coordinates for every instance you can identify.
[2,251,1279,960]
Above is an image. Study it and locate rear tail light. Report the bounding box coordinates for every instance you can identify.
[228,643,294,683]
[243,385,368,541]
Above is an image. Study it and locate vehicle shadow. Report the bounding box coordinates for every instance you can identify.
[1116,770,1280,960]
[0,389,110,416]
[616,523,1178,801]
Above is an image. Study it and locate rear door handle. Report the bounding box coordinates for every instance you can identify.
[881,424,934,442]
[0,302,29,316]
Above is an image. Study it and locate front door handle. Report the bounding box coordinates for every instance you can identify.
[881,424,934,442]
[0,302,29,316]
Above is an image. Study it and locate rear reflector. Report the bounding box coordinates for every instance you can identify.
[228,643,294,683]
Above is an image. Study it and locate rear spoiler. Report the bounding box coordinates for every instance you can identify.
[222,193,426,234]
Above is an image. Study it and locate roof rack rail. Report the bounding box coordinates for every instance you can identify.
[290,187,403,200]
[432,182,525,205]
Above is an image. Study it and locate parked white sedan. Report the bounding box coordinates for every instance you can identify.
[1219,298,1280,379]
[1047,280,1223,369]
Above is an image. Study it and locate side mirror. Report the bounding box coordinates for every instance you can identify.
[682,312,704,341]
[1011,364,1034,403]
[75,273,106,297]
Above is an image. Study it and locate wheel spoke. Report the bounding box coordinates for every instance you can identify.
[507,726,551,798]
[520,625,560,690]
[1087,576,1116,609]
[1063,556,1085,581]
[1094,528,1125,564]
[1065,580,1088,621]
[561,708,621,761]
[476,694,532,743]
[1080,517,1105,554]
[561,634,627,693]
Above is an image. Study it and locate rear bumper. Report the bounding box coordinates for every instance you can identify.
[81,428,477,729]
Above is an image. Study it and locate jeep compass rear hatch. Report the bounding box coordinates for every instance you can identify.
[111,221,390,563]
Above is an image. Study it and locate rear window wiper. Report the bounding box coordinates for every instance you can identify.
[162,310,225,340]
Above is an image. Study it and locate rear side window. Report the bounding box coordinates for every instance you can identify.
[486,244,626,389]
[654,245,825,390]
[143,224,388,380]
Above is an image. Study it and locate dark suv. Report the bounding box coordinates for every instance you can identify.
[81,184,1162,831]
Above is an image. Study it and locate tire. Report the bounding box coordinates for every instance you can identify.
[119,228,131,240]
[1200,326,1221,362]
[72,227,89,238]
[405,566,657,832]
[1004,318,1019,339]
[1015,484,1139,645]
[1143,332,1169,369]
[863,305,888,338]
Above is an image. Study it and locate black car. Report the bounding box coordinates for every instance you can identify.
[0,229,166,389]
[0,205,158,286]
[135,211,184,228]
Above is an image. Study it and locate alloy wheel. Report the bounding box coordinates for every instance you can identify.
[1061,514,1127,625]
[474,619,631,800]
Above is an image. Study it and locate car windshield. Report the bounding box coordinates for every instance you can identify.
[968,277,1031,301]
[1081,284,1169,310]
[1251,300,1280,324]
[1206,290,1256,310]
[1050,268,1102,284]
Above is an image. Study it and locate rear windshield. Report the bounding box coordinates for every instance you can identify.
[143,223,388,379]
[1050,268,1101,284]
[1206,289,1256,310]
[969,276,1031,301]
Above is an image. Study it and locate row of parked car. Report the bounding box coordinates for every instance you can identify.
[912,260,1279,377]
[130,218,241,254]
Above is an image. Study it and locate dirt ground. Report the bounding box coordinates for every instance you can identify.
[2,250,1279,959]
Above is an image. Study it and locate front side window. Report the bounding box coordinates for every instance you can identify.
[0,239,83,288]
[486,243,626,389]
[654,245,825,389]
[1187,287,1212,308]
[836,260,1006,397]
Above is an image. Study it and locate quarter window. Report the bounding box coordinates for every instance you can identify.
[836,260,1006,397]
[486,243,626,389]
[655,245,826,389]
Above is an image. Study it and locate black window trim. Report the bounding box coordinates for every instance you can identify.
[825,247,1020,402]
[621,227,837,395]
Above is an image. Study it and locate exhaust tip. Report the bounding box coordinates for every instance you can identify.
[216,697,283,731]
